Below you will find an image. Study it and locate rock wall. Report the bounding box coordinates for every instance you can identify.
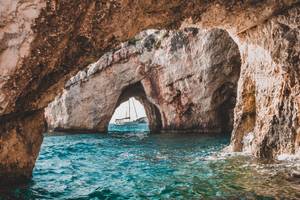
[0,0,46,114]
[0,110,44,183]
[45,28,241,133]
[229,6,300,159]
[0,0,299,182]
[0,1,296,117]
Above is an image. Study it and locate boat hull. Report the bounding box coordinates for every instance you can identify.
[108,123,149,132]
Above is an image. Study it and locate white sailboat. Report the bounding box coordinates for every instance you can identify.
[115,98,148,126]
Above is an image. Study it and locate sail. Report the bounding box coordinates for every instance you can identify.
[114,97,147,125]
[132,98,138,120]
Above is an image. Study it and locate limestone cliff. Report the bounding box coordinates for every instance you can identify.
[0,0,299,182]
[45,28,241,134]
[229,6,300,159]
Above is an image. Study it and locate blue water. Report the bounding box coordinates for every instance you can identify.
[108,123,149,133]
[0,130,299,199]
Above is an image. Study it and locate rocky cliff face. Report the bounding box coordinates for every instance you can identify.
[45,28,241,134]
[229,6,300,159]
[0,0,299,182]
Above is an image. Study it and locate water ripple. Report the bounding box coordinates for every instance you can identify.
[0,132,299,200]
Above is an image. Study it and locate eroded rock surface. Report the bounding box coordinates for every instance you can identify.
[0,1,297,117]
[45,28,241,133]
[229,6,300,159]
[0,0,299,181]
[0,110,44,183]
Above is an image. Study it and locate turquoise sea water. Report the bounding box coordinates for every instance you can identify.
[108,123,149,133]
[0,127,299,199]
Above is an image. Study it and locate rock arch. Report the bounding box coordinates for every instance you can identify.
[0,1,299,182]
[45,28,241,135]
[110,82,162,132]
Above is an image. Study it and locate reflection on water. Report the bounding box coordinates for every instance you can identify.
[0,131,299,200]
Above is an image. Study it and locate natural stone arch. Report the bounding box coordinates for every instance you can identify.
[0,1,299,183]
[109,82,162,132]
[1,1,294,118]
[45,28,241,135]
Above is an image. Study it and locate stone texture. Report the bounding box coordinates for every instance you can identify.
[0,0,299,182]
[0,0,46,114]
[229,6,300,159]
[45,28,241,133]
[0,110,45,184]
[0,1,297,116]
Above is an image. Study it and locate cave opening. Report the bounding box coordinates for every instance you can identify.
[108,97,150,133]
[1,2,300,197]
[107,82,162,133]
[4,27,244,186]
[194,28,242,137]
[43,28,242,136]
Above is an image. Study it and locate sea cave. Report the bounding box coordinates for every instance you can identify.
[0,1,299,199]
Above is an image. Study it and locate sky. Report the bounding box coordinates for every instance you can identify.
[110,97,147,123]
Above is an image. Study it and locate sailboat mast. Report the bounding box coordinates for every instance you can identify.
[128,98,131,120]
[132,98,138,119]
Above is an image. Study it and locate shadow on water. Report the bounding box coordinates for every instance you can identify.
[0,129,299,200]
